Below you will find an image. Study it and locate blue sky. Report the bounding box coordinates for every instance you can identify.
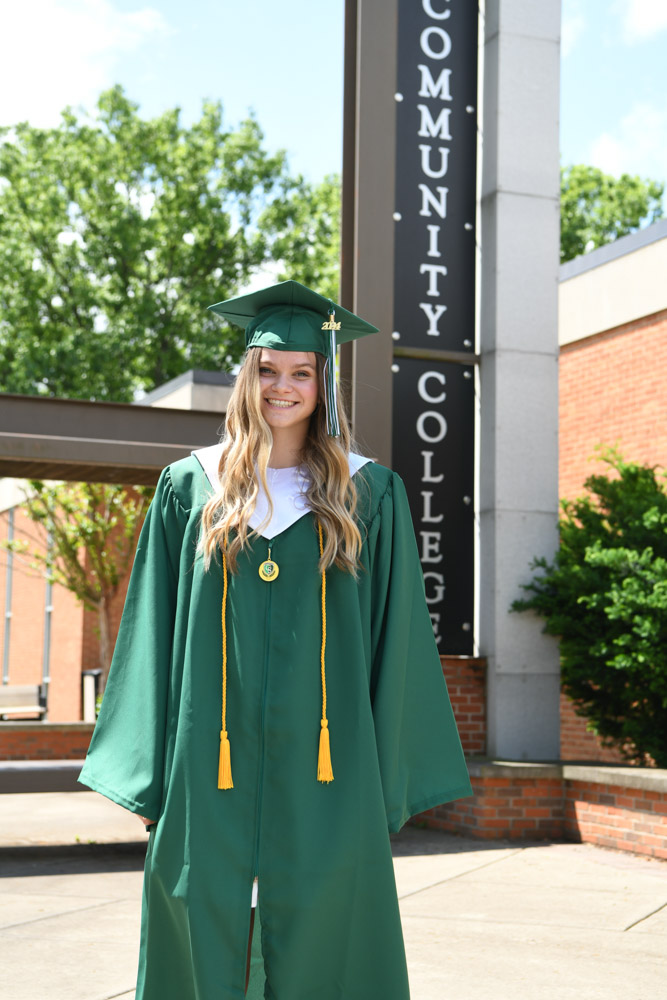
[560,0,667,184]
[0,0,344,181]
[1,0,666,188]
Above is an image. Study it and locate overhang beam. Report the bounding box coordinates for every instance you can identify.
[0,393,224,485]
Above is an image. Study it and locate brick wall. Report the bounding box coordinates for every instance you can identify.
[0,507,84,722]
[417,762,667,861]
[1,507,48,690]
[559,308,667,503]
[558,308,667,763]
[441,656,486,756]
[1,495,141,723]
[560,693,627,764]
[421,768,563,841]
[565,778,667,860]
[48,582,86,721]
[0,722,94,760]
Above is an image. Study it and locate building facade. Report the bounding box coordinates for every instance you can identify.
[558,219,667,761]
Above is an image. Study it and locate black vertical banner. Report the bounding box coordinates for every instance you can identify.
[392,1,478,654]
[392,360,475,653]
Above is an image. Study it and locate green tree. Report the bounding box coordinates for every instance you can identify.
[513,452,667,766]
[560,164,664,263]
[259,173,341,301]
[2,482,152,686]
[0,86,304,400]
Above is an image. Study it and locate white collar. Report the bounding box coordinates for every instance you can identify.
[191,444,372,539]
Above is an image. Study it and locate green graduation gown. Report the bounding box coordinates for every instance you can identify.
[79,456,472,999]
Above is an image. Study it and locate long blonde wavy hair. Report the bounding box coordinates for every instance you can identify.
[199,348,363,575]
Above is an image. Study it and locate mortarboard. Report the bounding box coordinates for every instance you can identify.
[208,280,379,436]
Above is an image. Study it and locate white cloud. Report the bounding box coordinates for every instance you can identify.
[0,0,170,128]
[588,102,667,182]
[615,0,667,43]
[561,0,585,58]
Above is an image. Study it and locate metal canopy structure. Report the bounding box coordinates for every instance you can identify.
[0,393,225,485]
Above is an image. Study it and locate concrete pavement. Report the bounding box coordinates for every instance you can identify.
[1,792,666,999]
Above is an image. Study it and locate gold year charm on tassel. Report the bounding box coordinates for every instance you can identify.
[259,547,279,582]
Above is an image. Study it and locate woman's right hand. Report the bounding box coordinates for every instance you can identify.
[139,815,156,827]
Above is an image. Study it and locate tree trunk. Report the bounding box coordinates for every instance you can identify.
[98,594,113,693]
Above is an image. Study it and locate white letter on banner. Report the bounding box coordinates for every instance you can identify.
[417,65,452,100]
[420,26,452,60]
[418,370,446,404]
[420,531,443,563]
[419,302,447,336]
[426,224,441,257]
[420,263,448,297]
[418,184,449,218]
[417,105,452,140]
[429,612,442,642]
[422,0,451,19]
[422,450,444,483]
[419,144,450,178]
[424,572,446,603]
[417,411,447,443]
[422,491,444,524]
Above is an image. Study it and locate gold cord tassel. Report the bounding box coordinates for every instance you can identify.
[219,550,233,789]
[318,720,333,783]
[218,730,233,789]
[317,523,334,783]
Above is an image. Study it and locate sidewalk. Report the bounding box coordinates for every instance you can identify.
[1,792,666,1000]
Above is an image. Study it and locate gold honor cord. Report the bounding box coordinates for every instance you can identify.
[217,525,333,789]
[317,522,334,783]
[218,551,233,789]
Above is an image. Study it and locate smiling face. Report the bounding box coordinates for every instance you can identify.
[258,348,320,440]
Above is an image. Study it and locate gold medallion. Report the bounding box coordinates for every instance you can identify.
[259,554,279,581]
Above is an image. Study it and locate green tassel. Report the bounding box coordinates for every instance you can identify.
[324,325,340,437]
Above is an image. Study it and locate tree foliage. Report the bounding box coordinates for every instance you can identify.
[513,452,667,765]
[259,173,341,302]
[3,482,152,684]
[560,164,664,263]
[0,86,327,401]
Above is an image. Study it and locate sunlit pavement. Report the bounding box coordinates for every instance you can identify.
[1,793,666,1000]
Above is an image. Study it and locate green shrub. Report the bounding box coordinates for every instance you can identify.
[513,452,667,766]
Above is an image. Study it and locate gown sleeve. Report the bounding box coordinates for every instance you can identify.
[369,472,472,833]
[78,467,186,819]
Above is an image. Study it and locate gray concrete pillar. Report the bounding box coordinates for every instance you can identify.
[479,0,562,760]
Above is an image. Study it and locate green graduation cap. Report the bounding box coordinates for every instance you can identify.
[208,279,379,436]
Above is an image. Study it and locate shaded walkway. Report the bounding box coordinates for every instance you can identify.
[1,794,666,999]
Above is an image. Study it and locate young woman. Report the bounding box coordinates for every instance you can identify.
[79,280,472,1000]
